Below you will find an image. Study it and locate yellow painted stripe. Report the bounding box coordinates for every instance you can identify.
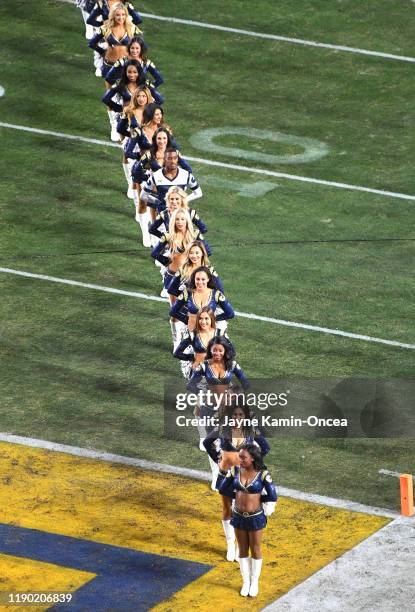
[0,442,389,610]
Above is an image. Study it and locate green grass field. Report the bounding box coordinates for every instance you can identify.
[0,0,414,510]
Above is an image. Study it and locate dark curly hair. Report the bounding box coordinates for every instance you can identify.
[188,266,217,290]
[240,443,265,470]
[206,336,235,371]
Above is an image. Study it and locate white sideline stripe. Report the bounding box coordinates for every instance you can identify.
[140,13,415,64]
[1,121,415,202]
[379,468,402,478]
[58,0,415,64]
[0,433,399,519]
[2,267,415,351]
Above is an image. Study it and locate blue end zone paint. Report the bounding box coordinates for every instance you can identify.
[0,523,213,611]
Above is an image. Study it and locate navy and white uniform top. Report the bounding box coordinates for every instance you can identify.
[125,127,176,160]
[149,207,207,240]
[87,1,143,27]
[173,329,228,361]
[102,81,164,113]
[203,428,270,463]
[131,150,192,185]
[170,288,234,325]
[219,465,278,503]
[141,168,202,211]
[187,358,248,391]
[106,57,163,88]
[88,24,143,56]
[167,264,223,298]
[151,232,212,267]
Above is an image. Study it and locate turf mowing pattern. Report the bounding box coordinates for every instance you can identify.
[0,0,414,510]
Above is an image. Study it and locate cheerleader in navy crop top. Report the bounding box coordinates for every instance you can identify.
[152,232,211,269]
[167,241,224,302]
[173,307,231,379]
[88,14,143,62]
[170,267,233,330]
[105,36,163,88]
[149,206,206,239]
[102,64,163,114]
[187,357,247,391]
[126,106,172,164]
[220,443,277,597]
[187,336,247,392]
[203,425,270,465]
[87,1,142,28]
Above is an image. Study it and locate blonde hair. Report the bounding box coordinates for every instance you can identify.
[180,241,210,283]
[124,86,154,119]
[168,209,197,253]
[103,3,134,39]
[165,186,189,210]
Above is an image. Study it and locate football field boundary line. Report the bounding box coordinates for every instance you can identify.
[2,266,415,350]
[1,121,415,202]
[57,0,415,64]
[0,432,400,519]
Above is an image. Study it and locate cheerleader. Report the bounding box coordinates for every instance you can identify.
[173,306,228,373]
[169,268,233,332]
[88,3,143,138]
[187,337,248,394]
[167,240,222,301]
[102,68,163,115]
[220,444,277,597]
[87,0,142,28]
[203,404,270,561]
[106,36,163,88]
[149,189,207,247]
[126,104,170,164]
[116,85,154,221]
[102,60,159,115]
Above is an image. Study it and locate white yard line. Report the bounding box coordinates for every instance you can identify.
[1,267,415,351]
[0,432,399,519]
[139,13,415,64]
[379,468,402,478]
[57,0,415,64]
[1,121,414,202]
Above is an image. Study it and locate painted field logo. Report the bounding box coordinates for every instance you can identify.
[190,127,329,165]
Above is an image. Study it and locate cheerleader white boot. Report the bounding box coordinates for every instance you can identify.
[170,321,183,349]
[80,10,94,40]
[239,557,251,596]
[207,455,219,490]
[249,558,262,597]
[122,163,134,198]
[137,213,152,247]
[108,111,119,142]
[221,519,236,562]
[93,52,103,77]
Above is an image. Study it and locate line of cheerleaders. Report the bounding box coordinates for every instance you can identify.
[76,0,277,598]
